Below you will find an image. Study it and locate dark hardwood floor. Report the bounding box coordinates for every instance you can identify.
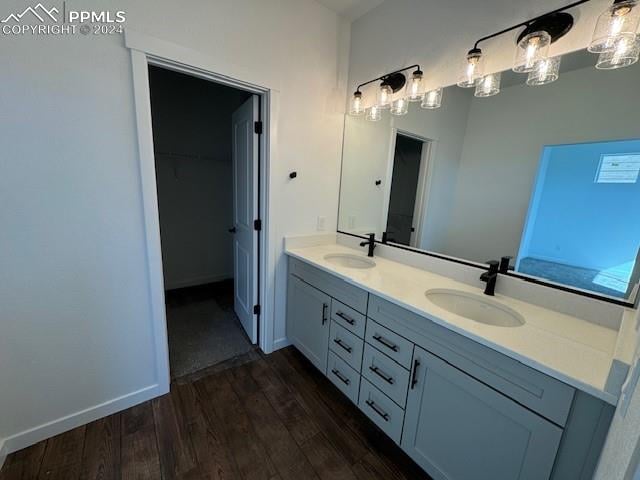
[0,347,432,480]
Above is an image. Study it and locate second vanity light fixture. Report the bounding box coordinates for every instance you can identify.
[458,0,640,94]
[350,0,640,120]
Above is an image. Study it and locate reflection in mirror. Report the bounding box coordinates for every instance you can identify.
[338,49,640,301]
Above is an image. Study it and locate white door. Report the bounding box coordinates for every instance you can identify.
[232,96,259,343]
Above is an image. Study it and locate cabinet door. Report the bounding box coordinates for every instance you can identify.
[402,346,562,480]
[287,275,331,373]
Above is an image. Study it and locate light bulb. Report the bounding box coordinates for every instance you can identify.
[589,0,640,53]
[366,105,382,121]
[596,35,640,69]
[421,88,443,109]
[526,56,561,86]
[513,31,551,73]
[458,49,484,88]
[390,97,409,116]
[378,83,393,109]
[407,70,424,102]
[349,91,364,116]
[474,72,501,97]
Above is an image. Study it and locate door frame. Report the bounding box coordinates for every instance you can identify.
[380,128,433,248]
[125,30,276,393]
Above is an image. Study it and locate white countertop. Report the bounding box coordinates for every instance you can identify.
[286,242,636,405]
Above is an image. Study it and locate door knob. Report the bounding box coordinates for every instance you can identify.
[228,227,237,233]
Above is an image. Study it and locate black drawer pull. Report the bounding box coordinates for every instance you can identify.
[333,338,353,353]
[411,359,421,389]
[331,369,350,385]
[336,311,355,325]
[322,303,328,325]
[372,334,399,352]
[365,400,389,422]
[369,365,394,384]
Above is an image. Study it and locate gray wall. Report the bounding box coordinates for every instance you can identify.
[149,67,250,289]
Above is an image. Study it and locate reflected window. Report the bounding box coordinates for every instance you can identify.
[517,139,640,298]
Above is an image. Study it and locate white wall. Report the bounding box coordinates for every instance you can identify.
[149,67,250,289]
[0,0,348,452]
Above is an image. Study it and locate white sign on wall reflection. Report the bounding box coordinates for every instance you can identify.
[596,154,640,184]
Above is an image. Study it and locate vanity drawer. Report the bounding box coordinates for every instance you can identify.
[331,299,366,338]
[359,378,405,444]
[362,344,410,407]
[368,294,575,426]
[327,351,361,404]
[365,320,414,369]
[330,321,364,372]
[289,257,368,314]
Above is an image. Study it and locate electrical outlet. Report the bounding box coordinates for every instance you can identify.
[317,216,326,231]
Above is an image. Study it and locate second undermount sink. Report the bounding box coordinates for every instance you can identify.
[425,289,525,327]
[323,253,376,269]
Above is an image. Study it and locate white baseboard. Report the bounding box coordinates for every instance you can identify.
[3,383,167,455]
[0,438,7,471]
[165,273,232,291]
[273,337,291,351]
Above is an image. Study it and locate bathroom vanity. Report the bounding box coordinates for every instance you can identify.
[285,242,631,480]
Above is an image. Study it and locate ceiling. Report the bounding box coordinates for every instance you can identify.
[315,0,385,20]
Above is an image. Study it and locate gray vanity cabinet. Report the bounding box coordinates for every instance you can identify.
[402,345,563,480]
[286,275,331,373]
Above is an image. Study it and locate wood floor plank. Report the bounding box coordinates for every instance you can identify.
[174,382,241,480]
[352,452,404,480]
[232,385,319,480]
[121,403,161,480]
[195,373,277,480]
[37,426,86,480]
[265,351,369,464]
[152,391,199,479]
[247,358,320,446]
[79,415,121,480]
[299,432,358,480]
[0,442,46,480]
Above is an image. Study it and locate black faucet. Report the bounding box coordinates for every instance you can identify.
[480,260,500,296]
[360,233,377,257]
[499,256,512,274]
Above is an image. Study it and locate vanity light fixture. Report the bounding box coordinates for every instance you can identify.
[349,90,364,116]
[421,87,443,109]
[349,65,423,119]
[589,0,640,54]
[526,56,561,85]
[475,73,501,97]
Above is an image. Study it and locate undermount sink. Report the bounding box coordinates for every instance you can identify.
[425,289,525,327]
[323,253,376,269]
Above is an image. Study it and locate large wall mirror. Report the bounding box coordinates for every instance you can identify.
[338,49,640,304]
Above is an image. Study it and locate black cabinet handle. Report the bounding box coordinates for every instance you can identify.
[333,338,352,353]
[369,365,394,384]
[365,400,389,422]
[372,334,399,352]
[331,369,350,385]
[411,359,421,389]
[322,303,328,325]
[228,227,237,233]
[336,311,355,325]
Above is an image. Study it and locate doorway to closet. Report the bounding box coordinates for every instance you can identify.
[148,65,261,380]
